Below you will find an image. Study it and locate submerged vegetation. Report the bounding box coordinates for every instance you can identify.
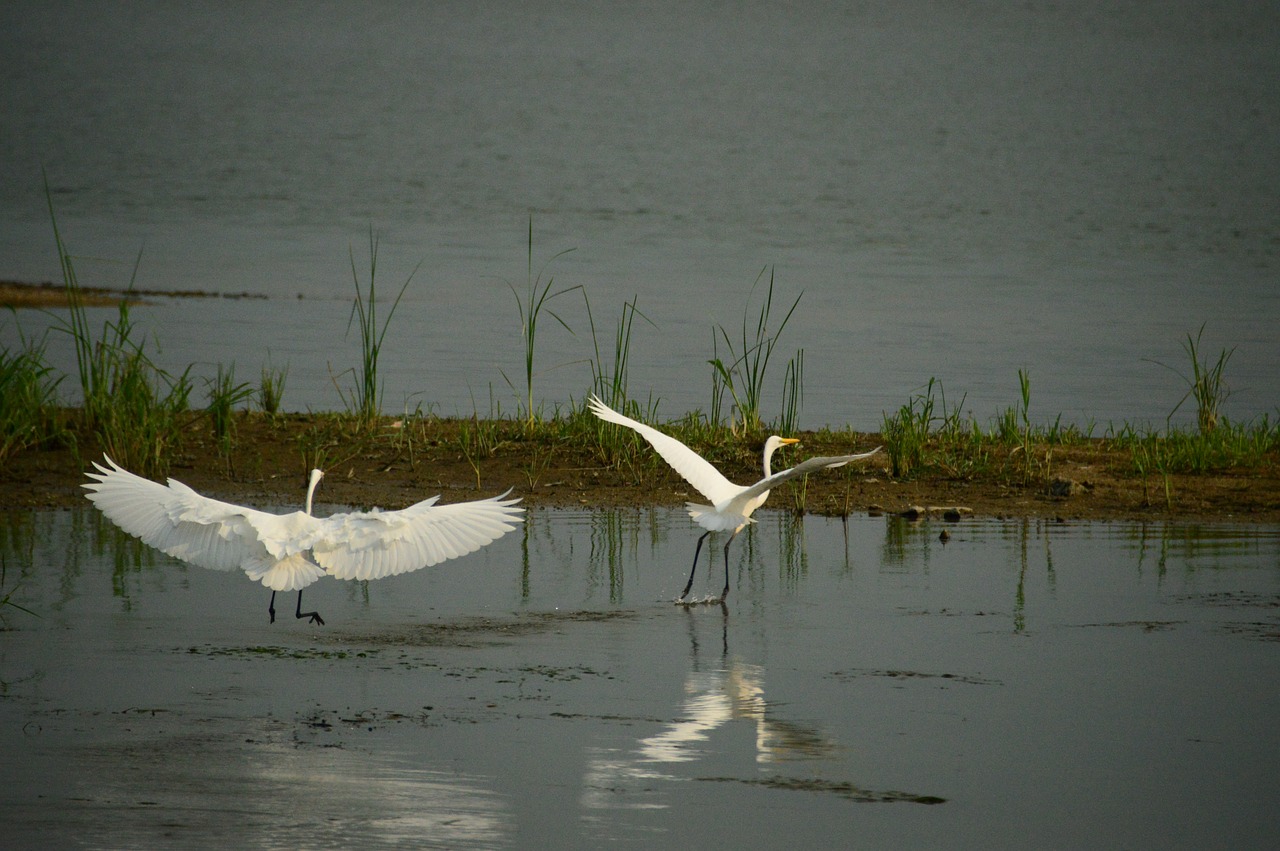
[1,212,1276,516]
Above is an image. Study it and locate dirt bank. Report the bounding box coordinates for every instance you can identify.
[3,413,1276,523]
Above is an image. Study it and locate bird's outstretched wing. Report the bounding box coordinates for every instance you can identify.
[312,491,524,581]
[727,448,882,508]
[82,456,321,583]
[588,395,740,505]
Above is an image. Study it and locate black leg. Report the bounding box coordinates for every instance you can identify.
[268,591,277,623]
[681,531,713,600]
[720,534,736,601]
[295,590,325,626]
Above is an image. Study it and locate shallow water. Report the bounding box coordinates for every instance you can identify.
[2,506,1278,848]
[2,2,1277,429]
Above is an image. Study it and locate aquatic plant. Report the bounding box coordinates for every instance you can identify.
[1151,323,1235,435]
[457,414,504,489]
[585,294,653,414]
[1,556,38,622]
[205,363,254,460]
[777,348,804,434]
[0,322,63,463]
[504,219,580,428]
[258,359,289,415]
[44,183,193,475]
[880,378,941,478]
[583,294,663,464]
[707,267,802,435]
[344,229,419,426]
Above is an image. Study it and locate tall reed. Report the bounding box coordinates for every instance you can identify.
[505,219,579,427]
[881,378,939,477]
[777,348,804,433]
[585,294,654,411]
[1160,323,1235,435]
[258,359,288,415]
[205,363,254,459]
[345,229,419,426]
[707,267,801,434]
[0,323,63,463]
[45,176,193,475]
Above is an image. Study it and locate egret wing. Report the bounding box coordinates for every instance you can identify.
[82,456,316,573]
[727,447,882,507]
[312,491,524,581]
[588,395,739,504]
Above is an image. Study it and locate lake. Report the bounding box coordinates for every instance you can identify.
[1,1,1277,429]
[2,506,1278,847]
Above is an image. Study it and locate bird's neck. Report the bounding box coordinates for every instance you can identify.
[305,476,320,516]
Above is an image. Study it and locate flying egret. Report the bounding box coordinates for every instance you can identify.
[83,455,523,624]
[587,395,880,603]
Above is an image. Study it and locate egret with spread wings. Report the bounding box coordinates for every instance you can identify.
[588,395,880,603]
[83,456,523,624]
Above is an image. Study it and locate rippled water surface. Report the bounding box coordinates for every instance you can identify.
[2,506,1278,848]
[1,1,1277,428]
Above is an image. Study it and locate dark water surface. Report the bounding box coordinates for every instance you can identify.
[2,507,1278,848]
[1,1,1277,428]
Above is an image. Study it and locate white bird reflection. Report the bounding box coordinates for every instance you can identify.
[581,610,835,816]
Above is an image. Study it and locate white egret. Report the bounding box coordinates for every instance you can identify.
[83,455,523,624]
[587,395,880,602]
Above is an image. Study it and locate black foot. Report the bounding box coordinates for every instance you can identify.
[295,590,325,626]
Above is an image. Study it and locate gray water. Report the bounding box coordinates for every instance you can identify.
[1,1,1277,429]
[2,506,1278,848]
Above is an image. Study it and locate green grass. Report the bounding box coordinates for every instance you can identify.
[45,187,194,475]
[1150,323,1235,435]
[343,229,418,426]
[707,267,802,436]
[205,363,254,461]
[0,321,64,463]
[6,202,1274,496]
[872,368,1279,490]
[257,359,288,415]
[504,219,580,428]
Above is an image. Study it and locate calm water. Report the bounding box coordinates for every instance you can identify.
[1,506,1278,848]
[1,1,1277,428]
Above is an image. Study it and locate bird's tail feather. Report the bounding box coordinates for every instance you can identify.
[245,552,325,591]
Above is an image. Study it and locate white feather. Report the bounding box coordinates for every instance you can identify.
[589,395,880,533]
[588,394,880,601]
[83,456,523,596]
[313,491,524,581]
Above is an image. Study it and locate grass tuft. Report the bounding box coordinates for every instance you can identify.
[504,219,580,428]
[0,321,65,463]
[44,174,192,476]
[343,229,419,427]
[707,268,802,435]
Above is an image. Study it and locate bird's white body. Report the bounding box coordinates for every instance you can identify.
[588,395,879,532]
[83,457,524,613]
[588,395,880,600]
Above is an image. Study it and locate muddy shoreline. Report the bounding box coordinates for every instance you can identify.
[3,412,1276,523]
[3,280,1275,523]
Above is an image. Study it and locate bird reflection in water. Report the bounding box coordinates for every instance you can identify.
[581,607,835,815]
